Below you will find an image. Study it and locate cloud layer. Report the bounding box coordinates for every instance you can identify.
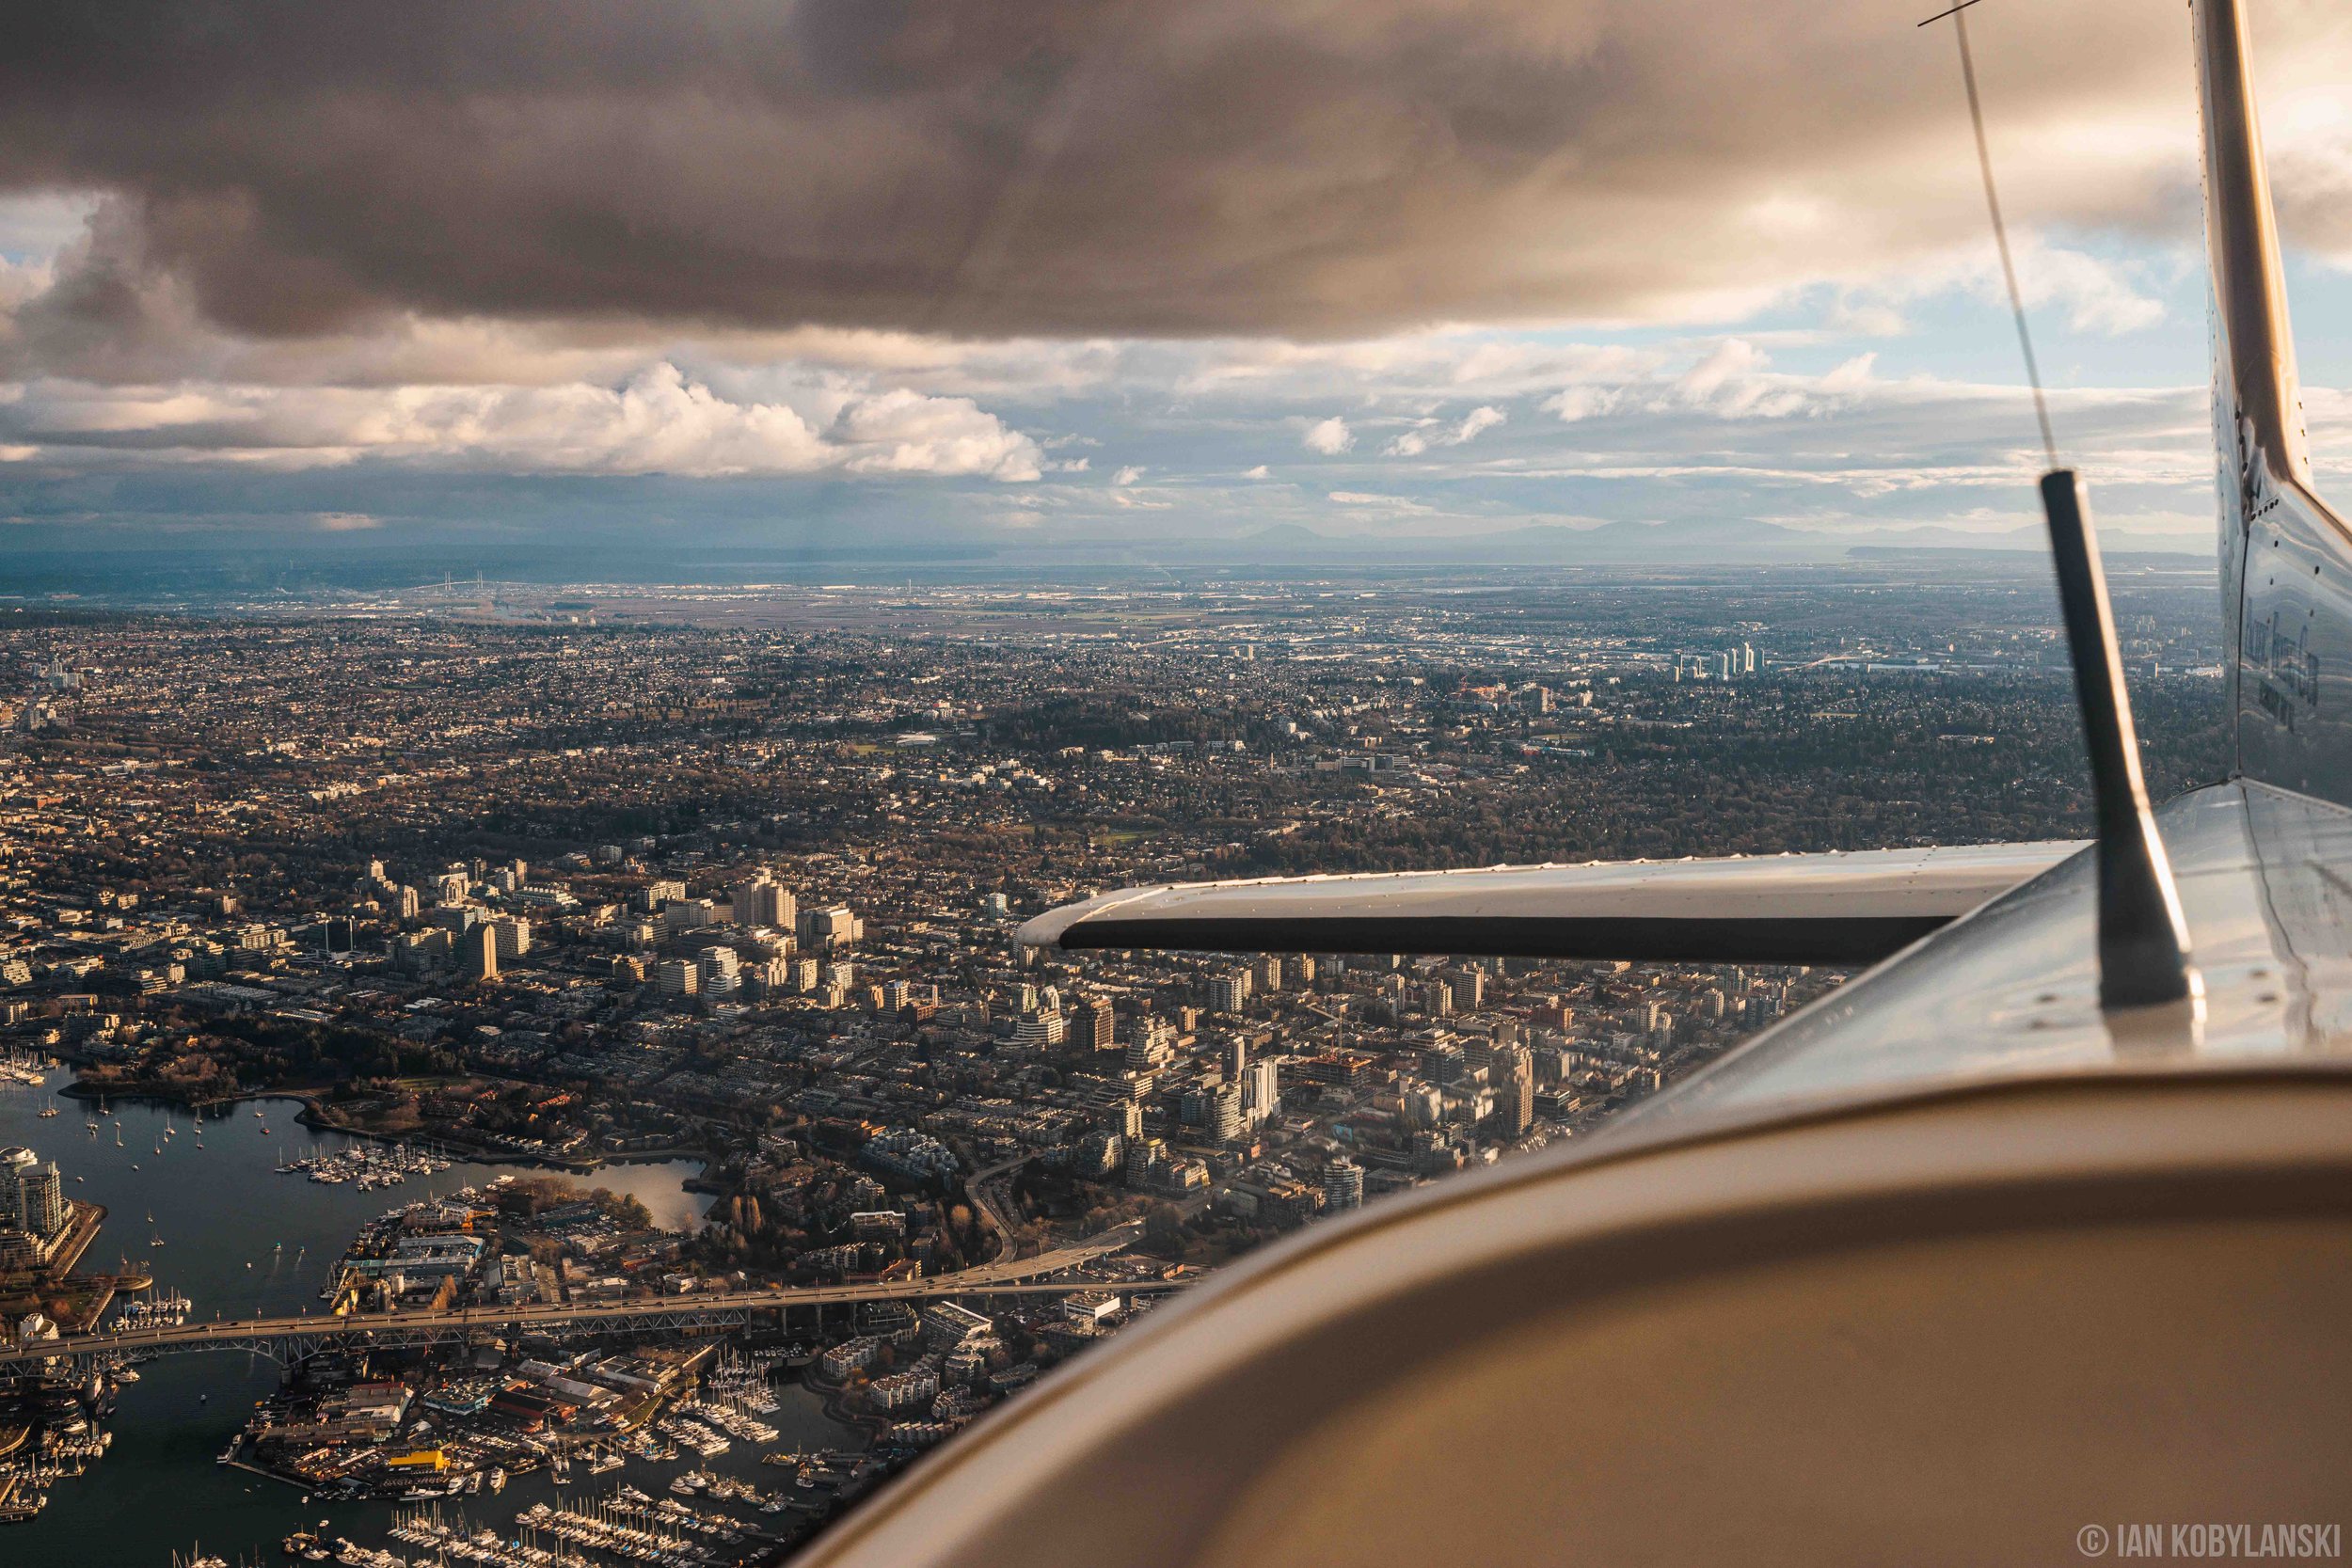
[3,1,2349,546]
[1,363,1041,479]
[4,0,2347,343]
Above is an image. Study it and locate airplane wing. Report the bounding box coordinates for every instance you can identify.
[796,6,2352,1566]
[1017,840,2082,965]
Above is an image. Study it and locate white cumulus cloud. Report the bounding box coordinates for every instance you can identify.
[1302,416,1354,454]
[2,362,1043,481]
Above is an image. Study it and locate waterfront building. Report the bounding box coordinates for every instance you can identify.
[919,1301,993,1354]
[9,1159,67,1237]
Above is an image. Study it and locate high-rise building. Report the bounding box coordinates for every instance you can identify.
[1212,972,1251,1013]
[1490,1045,1534,1137]
[1119,1100,1144,1141]
[658,958,699,997]
[462,923,499,982]
[732,876,794,930]
[18,1160,67,1237]
[0,1148,25,1230]
[1014,1010,1068,1047]
[1243,1059,1281,1124]
[800,904,859,951]
[1125,1017,1174,1072]
[1255,955,1282,994]
[1211,1085,1245,1144]
[1082,998,1116,1051]
[490,916,531,962]
[698,946,741,998]
[1125,1137,1167,1188]
[1323,1157,1365,1214]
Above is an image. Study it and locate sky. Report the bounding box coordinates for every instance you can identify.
[3,0,2351,568]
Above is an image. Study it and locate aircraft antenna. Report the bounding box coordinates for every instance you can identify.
[1923,0,2201,1018]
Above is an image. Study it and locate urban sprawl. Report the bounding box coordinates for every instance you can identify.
[0,567,2223,1561]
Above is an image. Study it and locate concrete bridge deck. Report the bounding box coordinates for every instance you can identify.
[2,1224,1172,1367]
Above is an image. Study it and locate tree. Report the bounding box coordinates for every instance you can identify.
[1142,1203,1187,1258]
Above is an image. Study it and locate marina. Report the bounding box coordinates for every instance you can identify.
[0,1070,748,1566]
[277,1143,458,1193]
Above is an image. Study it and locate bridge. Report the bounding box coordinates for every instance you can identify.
[1,1224,1180,1369]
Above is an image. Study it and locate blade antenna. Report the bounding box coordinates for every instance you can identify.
[1921,0,2201,1017]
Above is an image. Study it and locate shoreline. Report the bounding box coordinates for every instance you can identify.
[56,1077,716,1186]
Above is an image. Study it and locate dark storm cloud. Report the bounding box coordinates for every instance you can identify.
[0,0,2229,341]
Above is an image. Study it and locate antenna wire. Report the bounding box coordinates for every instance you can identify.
[1954,7,2060,469]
